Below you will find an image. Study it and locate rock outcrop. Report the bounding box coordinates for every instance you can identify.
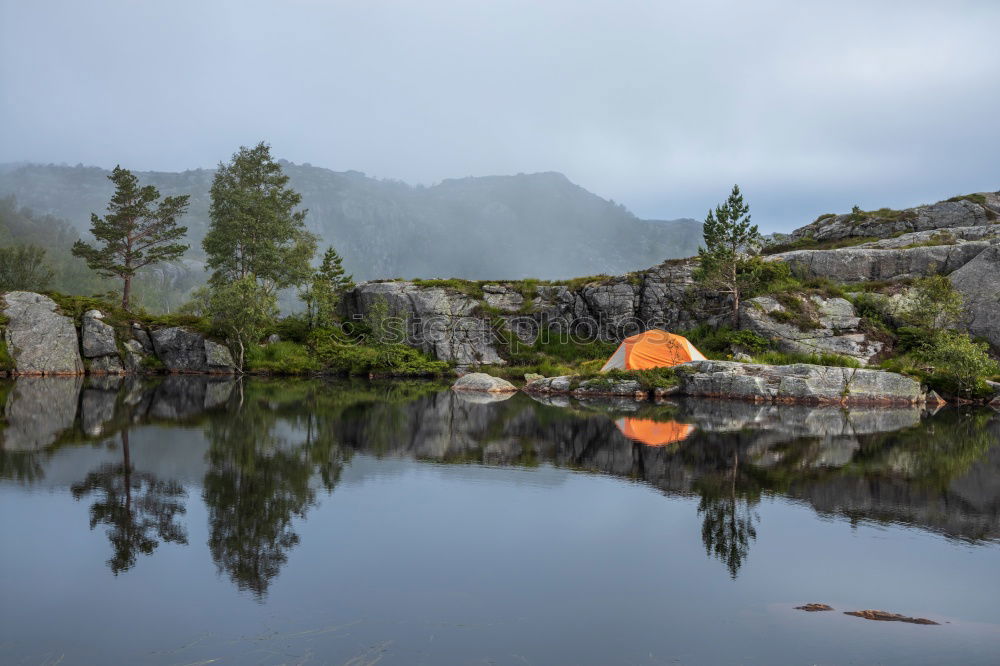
[674,360,924,405]
[2,292,83,376]
[524,362,924,405]
[524,375,648,398]
[151,327,235,374]
[81,310,124,375]
[741,295,882,364]
[789,194,1000,242]
[343,260,728,366]
[949,245,1000,349]
[771,242,991,282]
[0,292,234,376]
[451,372,518,393]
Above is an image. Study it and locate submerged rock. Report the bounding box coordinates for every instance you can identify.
[451,372,518,393]
[843,610,939,625]
[2,291,83,375]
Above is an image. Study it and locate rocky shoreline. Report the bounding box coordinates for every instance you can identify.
[521,360,931,406]
[1,291,235,377]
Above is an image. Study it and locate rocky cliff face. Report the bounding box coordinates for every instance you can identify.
[343,260,731,366]
[344,190,1000,365]
[0,292,234,377]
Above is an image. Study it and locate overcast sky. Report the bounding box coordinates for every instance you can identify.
[1,0,998,232]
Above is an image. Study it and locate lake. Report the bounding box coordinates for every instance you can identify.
[1,376,999,665]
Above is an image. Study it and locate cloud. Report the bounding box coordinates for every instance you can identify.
[1,0,997,231]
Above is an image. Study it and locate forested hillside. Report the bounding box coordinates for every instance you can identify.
[0,163,702,281]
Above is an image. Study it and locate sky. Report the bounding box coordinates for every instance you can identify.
[1,0,998,232]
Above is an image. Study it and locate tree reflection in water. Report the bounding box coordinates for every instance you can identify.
[695,448,760,579]
[201,381,354,599]
[71,430,188,574]
[3,375,997,592]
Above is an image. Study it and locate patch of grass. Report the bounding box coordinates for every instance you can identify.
[0,336,13,371]
[411,278,486,300]
[141,354,166,372]
[762,236,877,255]
[753,350,862,368]
[768,292,822,331]
[308,329,450,377]
[898,230,958,249]
[945,193,987,206]
[850,206,916,225]
[680,324,768,359]
[246,341,321,375]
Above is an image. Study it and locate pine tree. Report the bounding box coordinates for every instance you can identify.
[72,166,189,310]
[314,246,353,327]
[202,142,317,288]
[695,185,763,325]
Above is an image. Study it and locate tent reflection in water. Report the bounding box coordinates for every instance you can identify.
[616,417,695,447]
[599,329,706,372]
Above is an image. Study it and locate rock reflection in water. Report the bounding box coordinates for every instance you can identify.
[1,376,998,588]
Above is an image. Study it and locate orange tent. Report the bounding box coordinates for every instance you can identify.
[600,329,706,372]
[616,417,694,447]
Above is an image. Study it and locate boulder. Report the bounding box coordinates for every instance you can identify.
[524,375,574,393]
[674,360,924,405]
[949,245,1000,348]
[574,377,646,398]
[741,295,882,364]
[451,372,518,393]
[2,291,83,375]
[81,311,118,358]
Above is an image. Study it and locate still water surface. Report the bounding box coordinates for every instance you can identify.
[1,376,999,665]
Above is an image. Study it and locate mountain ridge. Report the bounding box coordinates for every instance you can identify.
[0,162,702,281]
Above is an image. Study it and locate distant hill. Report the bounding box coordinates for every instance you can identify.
[0,163,701,281]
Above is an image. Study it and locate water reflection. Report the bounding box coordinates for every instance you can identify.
[1,376,998,591]
[71,430,188,574]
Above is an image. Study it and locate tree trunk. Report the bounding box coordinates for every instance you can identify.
[732,289,741,329]
[122,275,132,311]
[122,430,132,513]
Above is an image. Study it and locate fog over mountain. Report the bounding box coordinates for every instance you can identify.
[0,162,702,281]
[2,2,998,233]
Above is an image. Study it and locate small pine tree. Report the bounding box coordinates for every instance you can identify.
[695,185,763,325]
[315,246,353,327]
[72,166,190,310]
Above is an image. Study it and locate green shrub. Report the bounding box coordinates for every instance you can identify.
[308,330,449,376]
[246,341,320,374]
[272,314,312,343]
[0,336,13,371]
[920,331,999,399]
[680,324,768,359]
